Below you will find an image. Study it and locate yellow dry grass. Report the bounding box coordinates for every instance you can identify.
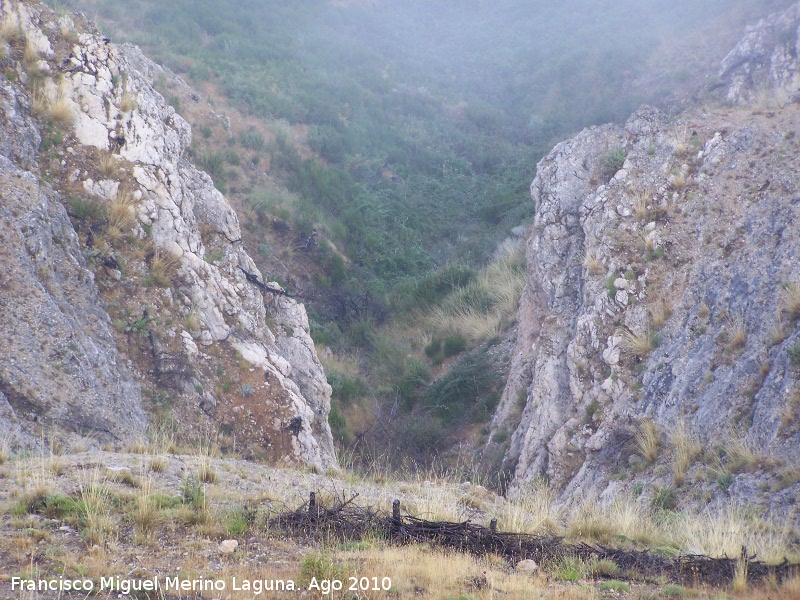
[649,298,673,329]
[581,251,604,276]
[149,248,182,287]
[107,187,136,233]
[78,469,116,548]
[679,502,794,562]
[500,480,562,534]
[318,347,361,379]
[669,420,701,486]
[428,242,525,344]
[119,92,138,113]
[780,283,800,321]
[0,12,24,45]
[634,419,660,463]
[97,150,119,179]
[620,326,656,357]
[339,544,544,600]
[22,36,39,65]
[633,187,652,220]
[726,312,747,350]
[568,496,659,545]
[670,125,690,157]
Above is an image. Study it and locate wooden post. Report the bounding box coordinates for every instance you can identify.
[490,518,497,533]
[309,491,316,513]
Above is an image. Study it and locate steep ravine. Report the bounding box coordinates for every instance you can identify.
[0,1,335,468]
[492,3,800,518]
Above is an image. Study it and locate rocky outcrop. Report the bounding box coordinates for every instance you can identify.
[720,1,800,104]
[494,99,800,515]
[0,82,146,447]
[0,2,336,468]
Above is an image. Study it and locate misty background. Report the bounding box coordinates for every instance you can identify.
[52,0,796,465]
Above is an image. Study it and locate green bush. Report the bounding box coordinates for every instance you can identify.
[239,129,265,150]
[424,338,442,358]
[328,373,367,404]
[423,351,503,425]
[651,486,677,511]
[600,147,627,182]
[328,404,349,444]
[224,509,248,535]
[599,580,629,592]
[180,475,205,509]
[443,334,467,357]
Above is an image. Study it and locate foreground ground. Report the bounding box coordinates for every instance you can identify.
[0,443,798,600]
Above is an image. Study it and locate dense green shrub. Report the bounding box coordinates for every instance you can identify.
[423,351,503,425]
[600,147,627,182]
[443,334,467,357]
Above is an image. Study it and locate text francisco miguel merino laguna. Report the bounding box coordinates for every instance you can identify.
[12,575,300,595]
[12,574,393,595]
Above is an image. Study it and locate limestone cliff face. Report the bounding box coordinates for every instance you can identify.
[0,1,335,468]
[0,83,146,446]
[494,7,800,513]
[720,1,800,105]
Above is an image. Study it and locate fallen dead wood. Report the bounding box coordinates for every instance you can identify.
[271,494,800,588]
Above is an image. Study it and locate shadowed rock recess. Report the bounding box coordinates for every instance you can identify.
[491,2,800,518]
[0,1,335,468]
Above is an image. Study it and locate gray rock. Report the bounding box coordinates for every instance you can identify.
[491,99,800,522]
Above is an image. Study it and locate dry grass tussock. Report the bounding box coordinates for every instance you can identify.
[318,347,361,379]
[197,441,219,484]
[750,81,797,111]
[106,187,137,234]
[633,187,653,220]
[669,420,701,486]
[726,311,747,349]
[119,92,137,113]
[634,419,660,463]
[149,247,181,287]
[22,36,39,65]
[649,298,673,329]
[568,495,659,545]
[723,432,776,474]
[428,241,525,344]
[670,125,690,157]
[0,12,24,45]
[581,251,604,276]
[500,479,562,534]
[78,468,116,547]
[338,544,545,600]
[679,502,795,563]
[780,283,800,321]
[97,150,119,179]
[621,325,657,357]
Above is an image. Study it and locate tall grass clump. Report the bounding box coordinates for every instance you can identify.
[149,248,181,287]
[78,470,115,547]
[679,503,794,562]
[621,325,659,357]
[635,419,661,463]
[780,283,800,321]
[106,187,136,239]
[669,421,700,485]
[47,89,73,124]
[568,495,658,545]
[499,479,561,534]
[428,241,525,345]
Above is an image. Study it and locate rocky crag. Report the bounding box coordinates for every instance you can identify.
[0,1,335,469]
[491,3,800,517]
